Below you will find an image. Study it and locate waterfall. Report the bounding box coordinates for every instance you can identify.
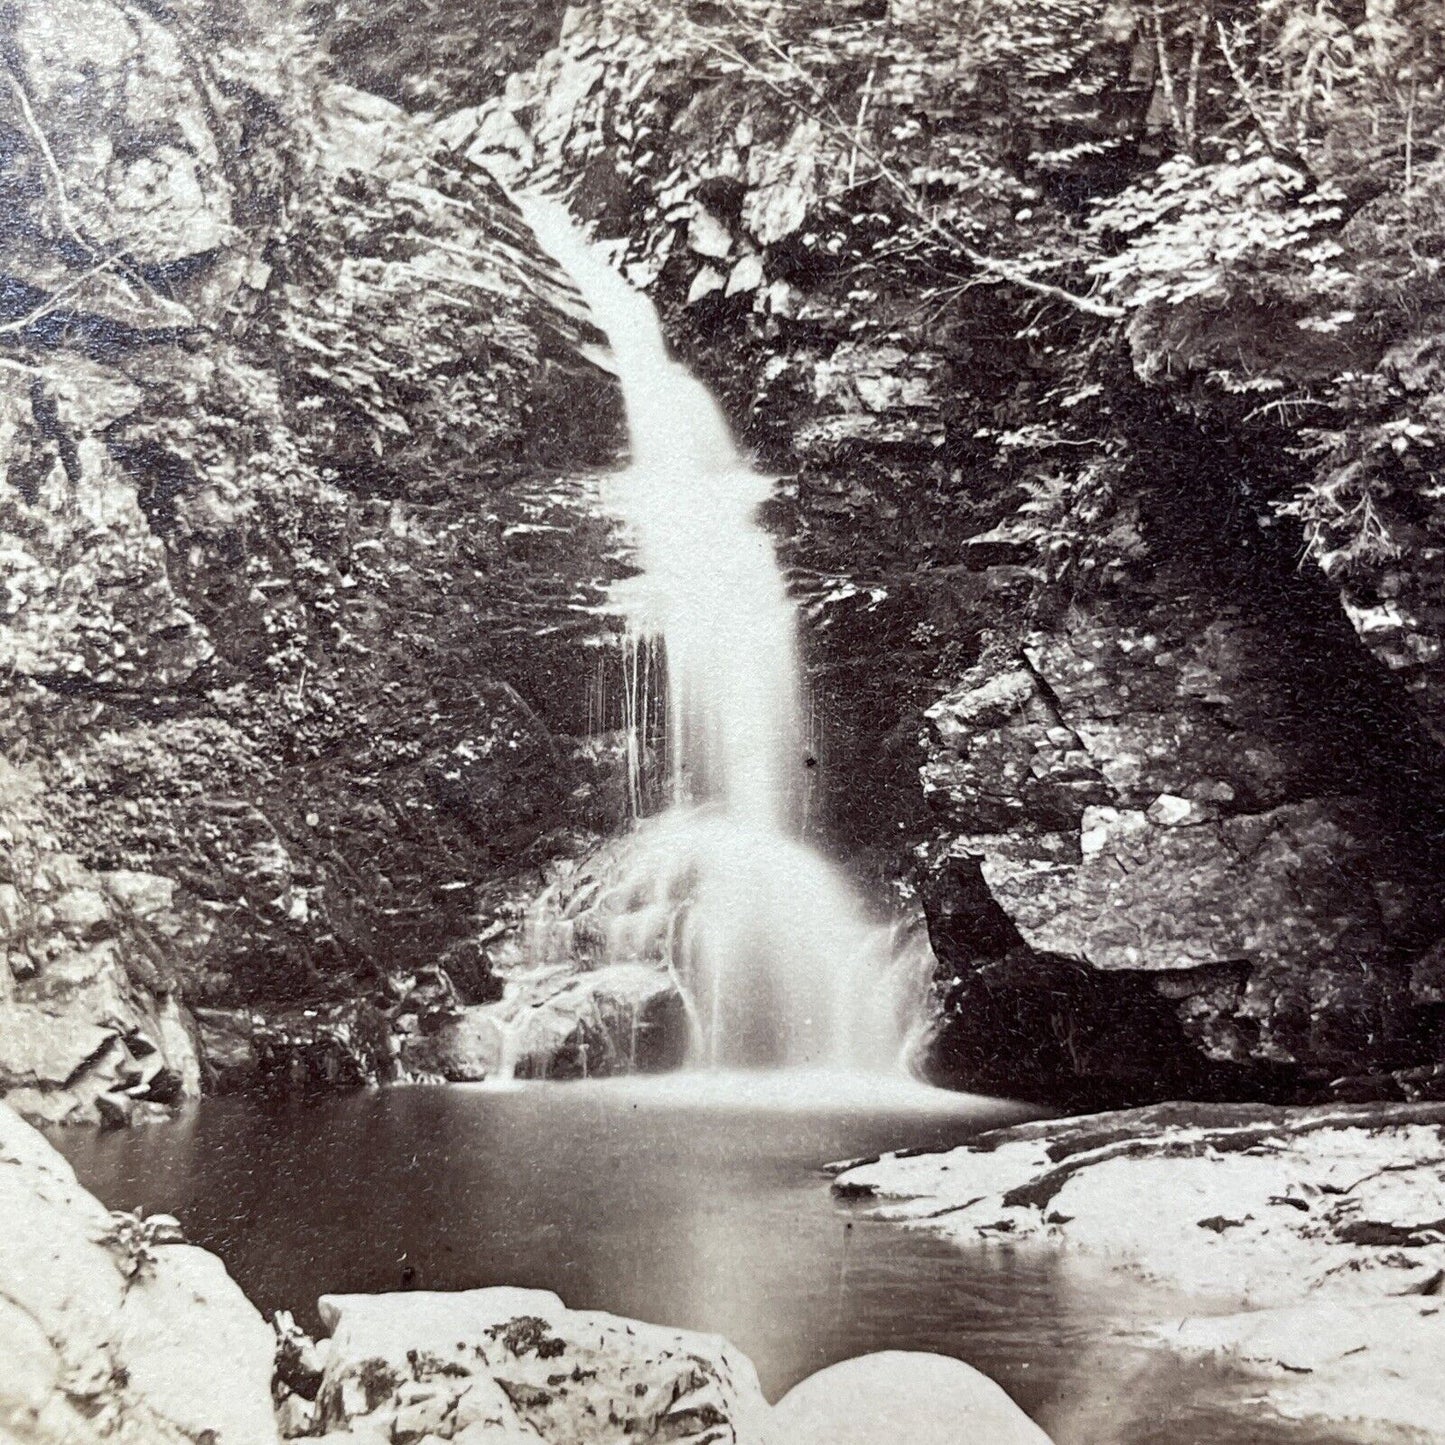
[516,193,932,1075]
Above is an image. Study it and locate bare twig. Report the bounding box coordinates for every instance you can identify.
[1151,2,1190,148]
[848,60,878,190]
[0,257,127,337]
[1183,4,1213,156]
[4,71,97,258]
[1216,21,1318,182]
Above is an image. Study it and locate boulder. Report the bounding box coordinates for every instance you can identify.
[0,1103,278,1444]
[922,590,1441,1096]
[0,817,204,1125]
[195,1007,261,1093]
[399,1007,505,1081]
[775,1352,1053,1445]
[249,1001,397,1095]
[498,963,687,1080]
[314,1287,775,1444]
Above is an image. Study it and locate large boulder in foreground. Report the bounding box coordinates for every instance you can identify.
[775,1351,1053,1445]
[306,1289,1053,1445]
[311,1286,775,1443]
[0,1103,277,1445]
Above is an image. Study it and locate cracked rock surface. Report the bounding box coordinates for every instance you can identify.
[833,1100,1445,1443]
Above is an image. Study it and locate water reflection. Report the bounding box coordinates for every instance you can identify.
[52,1081,1366,1444]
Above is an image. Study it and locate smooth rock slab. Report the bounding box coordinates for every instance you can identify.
[833,1102,1445,1441]
[775,1351,1053,1445]
[0,1103,277,1444]
[1171,1298,1445,1440]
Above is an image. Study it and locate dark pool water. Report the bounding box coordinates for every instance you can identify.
[52,1074,1368,1444]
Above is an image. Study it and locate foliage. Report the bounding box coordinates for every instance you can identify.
[97,1209,185,1285]
[305,0,570,110]
[523,0,1445,585]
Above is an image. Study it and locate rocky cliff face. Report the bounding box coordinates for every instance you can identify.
[451,0,1445,1105]
[12,0,1445,1113]
[0,0,631,1121]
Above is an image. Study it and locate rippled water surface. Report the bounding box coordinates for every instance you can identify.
[54,1076,1365,1444]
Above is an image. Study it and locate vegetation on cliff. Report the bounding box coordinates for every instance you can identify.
[0,0,626,1121]
[463,0,1445,1101]
[8,0,1445,1112]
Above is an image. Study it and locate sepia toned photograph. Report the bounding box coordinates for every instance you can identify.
[3,1,1444,1441]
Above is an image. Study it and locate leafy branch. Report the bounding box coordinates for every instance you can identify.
[694,6,1126,319]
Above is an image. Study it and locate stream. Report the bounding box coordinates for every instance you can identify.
[52,1076,1370,1445]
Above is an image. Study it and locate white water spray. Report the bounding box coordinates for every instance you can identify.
[517,194,932,1074]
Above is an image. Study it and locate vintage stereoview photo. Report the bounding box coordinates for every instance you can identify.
[3,1,1444,1441]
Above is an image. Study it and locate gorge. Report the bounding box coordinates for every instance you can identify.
[6,0,1445,1441]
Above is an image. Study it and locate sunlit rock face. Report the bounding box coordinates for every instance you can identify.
[832,1099,1445,1442]
[0,762,208,1126]
[0,1103,278,1442]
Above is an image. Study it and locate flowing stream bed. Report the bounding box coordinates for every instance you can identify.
[51,1075,1366,1445]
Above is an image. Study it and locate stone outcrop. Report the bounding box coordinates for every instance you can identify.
[399,962,685,1082]
[288,1286,1053,1444]
[306,1287,775,1443]
[0,761,205,1125]
[0,0,633,1120]
[919,579,1445,1102]
[774,1353,1054,1445]
[832,1101,1445,1442]
[0,1103,278,1443]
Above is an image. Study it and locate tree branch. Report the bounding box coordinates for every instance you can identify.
[1215,21,1318,184]
[4,70,97,259]
[695,24,1125,319]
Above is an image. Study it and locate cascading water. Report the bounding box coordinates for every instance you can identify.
[516,193,932,1075]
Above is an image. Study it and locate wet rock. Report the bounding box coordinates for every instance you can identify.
[275,1309,329,1402]
[276,1390,319,1438]
[775,1351,1052,1445]
[497,963,688,1080]
[833,1102,1445,1439]
[399,1008,505,1082]
[96,1091,138,1130]
[249,1002,397,1096]
[0,1102,278,1443]
[920,588,1442,1097]
[194,1007,262,1094]
[435,939,505,1007]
